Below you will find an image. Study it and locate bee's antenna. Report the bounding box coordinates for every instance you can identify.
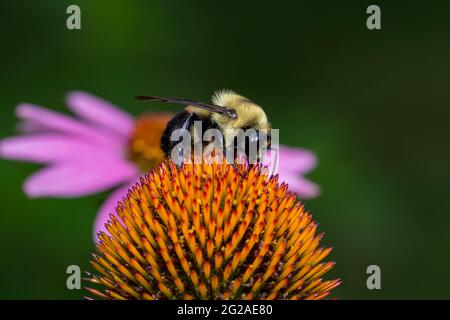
[135,95,238,120]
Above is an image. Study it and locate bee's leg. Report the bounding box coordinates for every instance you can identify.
[228,154,241,174]
[230,154,240,173]
[176,113,194,168]
[176,144,184,168]
[233,163,242,175]
[225,145,243,176]
[266,148,279,176]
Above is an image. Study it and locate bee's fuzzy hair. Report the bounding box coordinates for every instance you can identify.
[211,89,238,107]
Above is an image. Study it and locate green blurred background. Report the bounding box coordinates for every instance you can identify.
[1,0,449,299]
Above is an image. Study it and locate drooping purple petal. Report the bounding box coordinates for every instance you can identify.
[93,183,133,242]
[15,120,47,134]
[23,156,139,198]
[15,103,124,150]
[0,134,121,164]
[264,145,320,199]
[279,145,317,173]
[279,170,321,199]
[66,91,134,138]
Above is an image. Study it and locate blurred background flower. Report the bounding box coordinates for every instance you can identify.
[0,92,172,240]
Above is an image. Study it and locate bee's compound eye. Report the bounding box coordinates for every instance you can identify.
[231,128,264,164]
[249,133,259,143]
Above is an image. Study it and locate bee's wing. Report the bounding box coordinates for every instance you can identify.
[135,95,238,120]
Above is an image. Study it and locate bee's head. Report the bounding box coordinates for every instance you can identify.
[211,90,271,164]
[211,89,270,128]
[231,127,271,164]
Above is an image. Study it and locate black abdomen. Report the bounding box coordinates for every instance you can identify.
[160,111,218,158]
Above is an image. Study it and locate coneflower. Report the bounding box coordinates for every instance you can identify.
[0,91,321,243]
[86,161,340,300]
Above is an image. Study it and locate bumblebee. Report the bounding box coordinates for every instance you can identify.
[136,90,271,166]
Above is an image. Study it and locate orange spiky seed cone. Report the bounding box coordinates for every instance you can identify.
[86,161,340,299]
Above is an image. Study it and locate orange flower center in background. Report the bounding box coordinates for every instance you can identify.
[129,114,173,171]
[87,161,340,300]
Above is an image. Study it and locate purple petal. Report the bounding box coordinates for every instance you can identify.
[15,103,124,149]
[66,91,134,138]
[23,156,139,198]
[93,183,133,242]
[279,171,321,199]
[16,120,47,134]
[279,145,317,173]
[0,134,120,164]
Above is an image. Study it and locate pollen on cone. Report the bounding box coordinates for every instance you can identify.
[129,114,173,171]
[86,160,340,299]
